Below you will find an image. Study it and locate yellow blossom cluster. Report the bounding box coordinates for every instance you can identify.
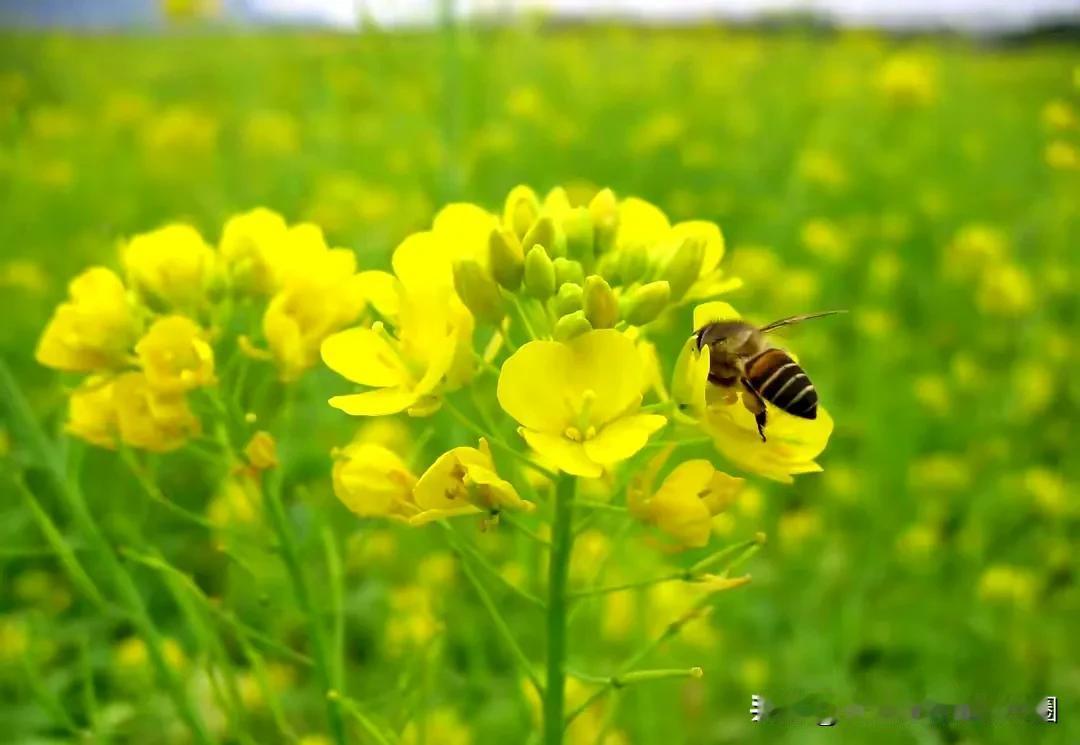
[322,185,835,548]
[36,208,368,451]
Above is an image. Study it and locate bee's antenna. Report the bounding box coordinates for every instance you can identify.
[759,310,847,333]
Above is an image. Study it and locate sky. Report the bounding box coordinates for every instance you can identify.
[1,0,1078,31]
[257,0,1080,31]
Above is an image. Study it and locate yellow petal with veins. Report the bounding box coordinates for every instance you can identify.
[497,341,576,432]
[321,327,409,387]
[582,414,667,465]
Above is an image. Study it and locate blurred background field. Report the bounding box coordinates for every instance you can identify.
[1,6,1079,744]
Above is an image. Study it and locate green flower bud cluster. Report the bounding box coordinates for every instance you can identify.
[453,185,732,343]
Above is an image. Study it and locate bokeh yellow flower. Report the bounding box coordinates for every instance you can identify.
[113,372,200,452]
[122,223,216,309]
[497,329,667,477]
[218,207,289,294]
[243,431,278,471]
[66,377,120,448]
[135,315,215,393]
[401,706,472,745]
[207,473,262,527]
[263,224,366,381]
[36,267,140,372]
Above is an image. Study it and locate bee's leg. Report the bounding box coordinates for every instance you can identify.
[740,378,767,442]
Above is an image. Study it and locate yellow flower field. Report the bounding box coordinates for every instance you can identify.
[0,19,1077,745]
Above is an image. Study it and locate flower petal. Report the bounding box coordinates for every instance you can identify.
[328,388,418,417]
[704,399,834,483]
[354,271,401,320]
[615,196,670,250]
[519,429,602,478]
[564,329,644,427]
[692,301,741,331]
[671,338,710,416]
[583,414,667,465]
[497,341,575,432]
[321,327,408,387]
[671,220,725,274]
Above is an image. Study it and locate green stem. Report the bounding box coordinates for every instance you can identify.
[543,476,577,745]
[0,360,213,745]
[444,525,544,696]
[263,471,347,745]
[565,593,715,727]
[445,522,545,607]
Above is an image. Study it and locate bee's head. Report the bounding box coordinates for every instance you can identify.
[694,327,708,350]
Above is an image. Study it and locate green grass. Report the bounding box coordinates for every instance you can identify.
[1,23,1078,744]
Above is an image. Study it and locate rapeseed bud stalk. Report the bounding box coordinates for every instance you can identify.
[320,185,833,745]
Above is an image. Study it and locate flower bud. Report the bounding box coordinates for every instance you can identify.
[553,310,593,342]
[503,185,541,240]
[552,282,584,316]
[523,245,556,300]
[622,281,671,326]
[589,188,618,255]
[553,257,585,288]
[522,215,566,259]
[488,227,524,290]
[244,431,278,470]
[618,243,649,285]
[661,236,706,300]
[562,207,595,265]
[583,275,619,329]
[594,252,620,284]
[453,259,504,324]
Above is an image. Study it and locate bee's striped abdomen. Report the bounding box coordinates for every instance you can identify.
[745,348,818,419]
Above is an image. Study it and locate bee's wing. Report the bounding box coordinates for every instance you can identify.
[759,310,847,334]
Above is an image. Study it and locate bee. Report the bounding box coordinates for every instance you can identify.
[693,311,845,442]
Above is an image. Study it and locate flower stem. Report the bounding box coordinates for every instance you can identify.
[543,476,577,745]
[0,362,213,745]
[446,527,544,698]
[263,471,348,745]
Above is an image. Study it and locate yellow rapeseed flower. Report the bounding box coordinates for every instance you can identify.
[976,262,1034,316]
[135,315,215,393]
[332,442,417,521]
[497,329,667,477]
[218,207,289,294]
[122,223,216,309]
[629,446,744,548]
[321,231,474,416]
[876,54,937,107]
[66,377,120,448]
[207,473,261,527]
[243,431,278,471]
[673,302,833,482]
[36,267,140,372]
[263,224,366,381]
[401,707,472,745]
[112,372,200,452]
[411,439,533,524]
